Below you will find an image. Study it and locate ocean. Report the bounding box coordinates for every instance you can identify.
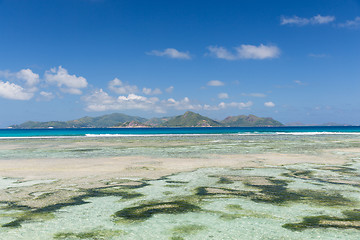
[2,126,360,138]
[1,126,360,239]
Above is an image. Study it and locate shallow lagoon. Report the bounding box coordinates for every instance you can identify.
[1,134,360,239]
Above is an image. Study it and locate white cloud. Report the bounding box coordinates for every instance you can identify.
[0,68,39,87]
[338,16,360,28]
[16,69,40,86]
[163,97,202,111]
[281,15,335,26]
[207,80,224,86]
[147,48,191,59]
[108,78,139,94]
[218,101,253,109]
[218,93,229,99]
[142,87,162,95]
[84,89,254,113]
[83,89,162,112]
[264,101,275,107]
[236,44,280,59]
[165,86,174,93]
[312,15,335,24]
[60,88,83,95]
[242,93,266,98]
[294,80,306,85]
[45,66,87,94]
[207,46,235,60]
[0,81,34,100]
[207,44,280,60]
[39,91,55,101]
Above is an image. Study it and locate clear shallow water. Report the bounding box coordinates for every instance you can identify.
[2,126,360,138]
[1,132,360,239]
[1,165,360,239]
[1,134,360,160]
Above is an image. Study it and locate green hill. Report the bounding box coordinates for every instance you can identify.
[10,113,147,129]
[10,112,283,128]
[145,117,173,126]
[115,121,151,128]
[221,114,283,127]
[160,111,222,127]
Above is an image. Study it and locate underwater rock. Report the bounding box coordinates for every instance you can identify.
[54,229,124,239]
[283,210,360,231]
[114,201,201,220]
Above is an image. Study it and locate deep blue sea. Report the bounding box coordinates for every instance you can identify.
[1,126,360,138]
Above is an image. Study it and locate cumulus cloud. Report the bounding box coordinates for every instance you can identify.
[108,78,139,94]
[83,89,254,113]
[207,44,280,60]
[0,68,40,87]
[165,86,174,93]
[338,16,360,28]
[264,101,275,107]
[83,89,163,112]
[16,69,40,86]
[207,80,224,86]
[218,93,229,99]
[0,81,34,100]
[142,87,162,95]
[207,46,235,60]
[45,66,87,95]
[218,101,253,109]
[163,97,202,111]
[147,48,191,59]
[281,15,335,26]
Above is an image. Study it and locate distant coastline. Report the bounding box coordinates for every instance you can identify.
[9,111,284,129]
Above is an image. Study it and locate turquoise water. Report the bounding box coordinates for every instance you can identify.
[1,130,360,239]
[2,165,360,239]
[2,126,360,138]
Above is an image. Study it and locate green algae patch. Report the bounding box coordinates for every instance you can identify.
[172,224,206,235]
[165,184,183,188]
[219,213,244,220]
[114,201,201,221]
[217,177,234,184]
[296,189,352,206]
[1,186,142,228]
[195,187,253,197]
[196,177,353,206]
[90,187,143,199]
[165,180,189,184]
[243,178,300,204]
[54,229,125,239]
[171,237,185,240]
[282,170,314,179]
[283,209,360,231]
[70,148,100,153]
[226,204,243,211]
[321,166,357,174]
[2,195,89,228]
[163,191,174,195]
[2,211,55,228]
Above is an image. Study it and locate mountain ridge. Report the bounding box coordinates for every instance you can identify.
[10,111,284,129]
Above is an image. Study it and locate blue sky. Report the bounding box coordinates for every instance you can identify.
[0,0,359,127]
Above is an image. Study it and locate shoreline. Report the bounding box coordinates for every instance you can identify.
[0,150,351,181]
[0,149,355,209]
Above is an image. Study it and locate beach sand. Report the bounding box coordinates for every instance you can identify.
[0,148,356,208]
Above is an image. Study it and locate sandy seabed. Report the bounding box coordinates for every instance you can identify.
[1,136,360,239]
